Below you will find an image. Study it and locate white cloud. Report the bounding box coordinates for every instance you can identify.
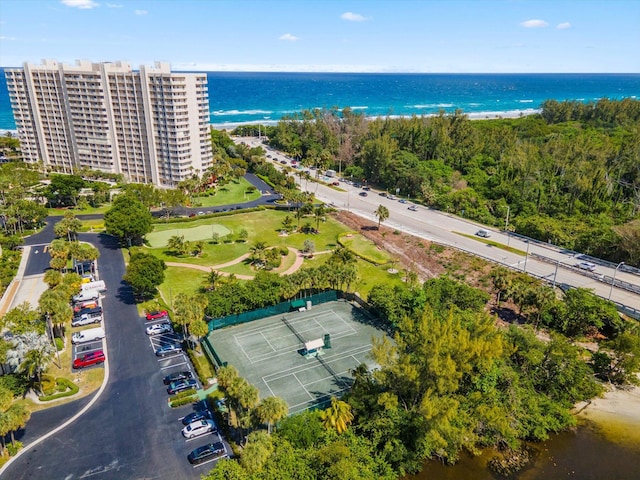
[556,22,571,30]
[61,0,99,9]
[520,19,548,28]
[135,9,148,15]
[106,2,123,7]
[341,12,368,22]
[279,33,299,42]
[0,36,17,41]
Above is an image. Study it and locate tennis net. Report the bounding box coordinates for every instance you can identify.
[281,316,306,344]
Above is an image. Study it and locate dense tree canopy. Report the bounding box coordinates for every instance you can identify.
[104,194,153,246]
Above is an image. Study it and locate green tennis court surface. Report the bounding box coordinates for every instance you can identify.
[206,300,387,414]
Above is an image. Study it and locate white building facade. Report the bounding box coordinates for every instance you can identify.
[5,60,212,187]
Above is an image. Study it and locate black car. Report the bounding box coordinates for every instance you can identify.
[182,409,212,426]
[73,306,102,320]
[359,191,368,197]
[167,378,198,395]
[187,442,226,465]
[163,370,193,385]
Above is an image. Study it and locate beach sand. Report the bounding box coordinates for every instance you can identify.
[576,384,640,446]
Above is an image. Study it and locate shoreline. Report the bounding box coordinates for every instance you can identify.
[575,384,640,446]
[0,109,542,136]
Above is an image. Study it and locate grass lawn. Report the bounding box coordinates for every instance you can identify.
[339,233,392,264]
[79,218,105,232]
[48,205,111,217]
[147,210,349,267]
[146,224,232,248]
[191,177,261,207]
[456,231,526,256]
[353,260,405,297]
[158,266,208,303]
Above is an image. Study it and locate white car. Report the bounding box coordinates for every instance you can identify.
[146,323,173,336]
[408,205,418,211]
[575,261,596,272]
[182,419,216,439]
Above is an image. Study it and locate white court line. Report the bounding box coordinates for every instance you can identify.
[234,333,253,362]
[261,343,372,381]
[246,330,361,364]
[260,331,277,352]
[292,373,314,400]
[287,386,351,411]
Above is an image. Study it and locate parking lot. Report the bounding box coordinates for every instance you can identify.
[142,314,230,468]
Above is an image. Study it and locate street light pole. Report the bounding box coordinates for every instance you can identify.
[523,241,530,272]
[552,258,560,288]
[608,262,625,300]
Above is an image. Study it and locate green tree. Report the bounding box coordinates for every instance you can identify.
[204,269,223,292]
[53,211,82,241]
[320,396,354,434]
[374,204,389,229]
[593,332,640,385]
[239,430,274,474]
[18,345,54,394]
[256,396,289,434]
[124,250,166,298]
[104,195,153,246]
[2,302,43,335]
[167,235,186,255]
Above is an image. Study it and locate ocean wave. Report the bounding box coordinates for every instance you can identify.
[518,99,534,103]
[211,109,273,116]
[350,106,368,110]
[412,103,455,109]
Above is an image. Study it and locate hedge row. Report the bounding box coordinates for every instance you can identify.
[39,378,80,401]
[187,348,215,383]
[170,394,198,408]
[152,206,266,225]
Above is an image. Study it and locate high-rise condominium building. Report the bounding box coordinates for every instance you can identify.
[5,59,212,187]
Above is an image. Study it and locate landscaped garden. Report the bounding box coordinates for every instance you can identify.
[190,177,261,207]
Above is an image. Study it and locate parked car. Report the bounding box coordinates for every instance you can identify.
[71,313,102,327]
[73,300,98,312]
[187,442,226,465]
[73,350,105,369]
[72,327,105,344]
[155,344,182,357]
[182,409,212,426]
[182,419,216,438]
[575,261,597,272]
[146,310,169,321]
[167,378,197,395]
[408,205,418,211]
[74,306,102,319]
[72,290,99,303]
[146,323,173,336]
[163,370,193,385]
[476,229,491,238]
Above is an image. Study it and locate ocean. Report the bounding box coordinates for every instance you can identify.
[1,70,639,131]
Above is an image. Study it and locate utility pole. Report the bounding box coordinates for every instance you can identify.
[505,205,511,246]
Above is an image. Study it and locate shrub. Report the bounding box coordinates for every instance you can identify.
[55,337,64,351]
[188,348,215,382]
[171,388,197,400]
[7,441,23,456]
[39,378,79,401]
[0,374,29,397]
[170,395,198,408]
[40,375,56,395]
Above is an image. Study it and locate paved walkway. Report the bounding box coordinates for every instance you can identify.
[165,248,333,280]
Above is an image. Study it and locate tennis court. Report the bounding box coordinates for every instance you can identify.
[206,299,386,414]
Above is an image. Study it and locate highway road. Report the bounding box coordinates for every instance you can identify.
[238,136,640,316]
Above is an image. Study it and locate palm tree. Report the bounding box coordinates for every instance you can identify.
[256,396,289,434]
[374,204,389,229]
[250,241,267,265]
[314,205,326,232]
[320,396,354,434]
[18,345,54,394]
[204,269,222,292]
[167,235,185,255]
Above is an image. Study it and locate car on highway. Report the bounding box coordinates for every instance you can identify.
[146,323,173,336]
[476,229,491,238]
[408,205,418,211]
[182,419,216,438]
[331,181,340,186]
[359,191,368,197]
[182,409,212,426]
[155,343,182,357]
[163,370,193,385]
[167,378,198,395]
[398,199,407,204]
[73,350,105,369]
[187,442,226,465]
[280,159,287,164]
[362,186,370,191]
[146,310,169,321]
[575,261,597,272]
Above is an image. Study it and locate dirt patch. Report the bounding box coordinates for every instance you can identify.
[332,210,524,322]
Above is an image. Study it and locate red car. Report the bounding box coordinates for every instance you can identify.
[73,350,105,369]
[146,310,169,321]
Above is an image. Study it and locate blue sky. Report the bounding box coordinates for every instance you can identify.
[1,0,639,72]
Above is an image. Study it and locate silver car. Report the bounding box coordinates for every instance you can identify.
[182,419,216,438]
